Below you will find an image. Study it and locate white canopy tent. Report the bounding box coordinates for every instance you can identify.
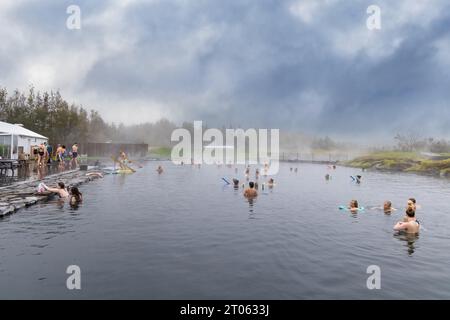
[0,121,48,159]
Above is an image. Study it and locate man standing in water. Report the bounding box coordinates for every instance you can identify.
[394,208,420,234]
[244,181,258,198]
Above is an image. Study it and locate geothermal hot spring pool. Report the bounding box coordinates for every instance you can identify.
[1,162,450,299]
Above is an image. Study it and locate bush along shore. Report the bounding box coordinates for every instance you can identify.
[344,152,450,177]
[0,169,102,217]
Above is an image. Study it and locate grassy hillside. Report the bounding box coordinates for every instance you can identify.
[345,151,450,177]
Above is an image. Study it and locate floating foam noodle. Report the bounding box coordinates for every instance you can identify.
[339,206,365,211]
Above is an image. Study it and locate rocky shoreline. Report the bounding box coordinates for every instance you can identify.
[344,152,450,177]
[0,169,102,217]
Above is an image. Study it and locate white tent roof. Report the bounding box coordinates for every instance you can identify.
[0,121,48,139]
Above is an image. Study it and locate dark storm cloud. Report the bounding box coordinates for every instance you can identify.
[1,0,449,138]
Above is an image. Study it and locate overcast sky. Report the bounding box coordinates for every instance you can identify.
[1,0,449,140]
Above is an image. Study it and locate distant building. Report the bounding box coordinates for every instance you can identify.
[0,121,48,159]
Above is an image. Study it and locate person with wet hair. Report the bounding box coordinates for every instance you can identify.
[394,208,420,234]
[349,200,359,213]
[383,201,397,214]
[232,178,240,187]
[244,181,258,198]
[407,198,417,210]
[70,187,83,206]
[44,182,69,198]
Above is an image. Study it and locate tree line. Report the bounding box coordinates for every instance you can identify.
[0,87,178,148]
[394,133,450,153]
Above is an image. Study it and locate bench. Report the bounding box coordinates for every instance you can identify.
[0,160,19,177]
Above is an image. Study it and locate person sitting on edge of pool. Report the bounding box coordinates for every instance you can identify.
[244,181,258,198]
[394,207,420,234]
[44,182,69,199]
[157,165,164,174]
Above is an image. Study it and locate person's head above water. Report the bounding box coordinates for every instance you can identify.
[71,187,82,200]
[350,200,359,208]
[407,198,417,209]
[384,201,392,210]
[249,181,255,189]
[405,207,416,218]
[71,187,81,195]
[233,178,239,186]
[58,182,65,189]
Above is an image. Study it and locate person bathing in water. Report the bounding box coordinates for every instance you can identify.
[244,181,258,198]
[157,165,164,174]
[70,187,83,206]
[382,201,397,214]
[383,201,398,214]
[43,182,69,198]
[370,201,397,214]
[403,198,420,221]
[346,200,360,213]
[407,198,418,211]
[394,207,420,234]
